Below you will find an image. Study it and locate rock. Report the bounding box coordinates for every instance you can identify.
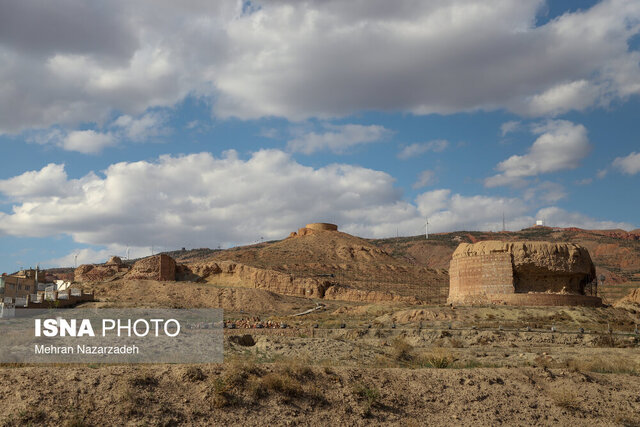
[105,256,124,266]
[187,260,419,303]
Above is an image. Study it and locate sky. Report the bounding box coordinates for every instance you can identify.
[0,0,639,273]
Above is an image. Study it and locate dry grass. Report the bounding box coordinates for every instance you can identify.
[183,366,207,382]
[391,337,414,362]
[415,348,454,369]
[566,357,640,375]
[260,371,303,397]
[549,386,580,411]
[209,377,232,408]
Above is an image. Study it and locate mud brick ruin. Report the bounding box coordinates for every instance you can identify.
[448,241,602,306]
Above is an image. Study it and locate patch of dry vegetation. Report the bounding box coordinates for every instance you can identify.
[549,386,581,411]
[566,356,640,375]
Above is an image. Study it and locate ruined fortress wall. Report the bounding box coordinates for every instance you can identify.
[158,254,176,281]
[305,223,338,232]
[448,253,514,301]
[127,255,176,281]
[448,241,600,306]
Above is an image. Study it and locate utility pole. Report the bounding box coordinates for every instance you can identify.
[425,217,429,239]
[502,211,506,232]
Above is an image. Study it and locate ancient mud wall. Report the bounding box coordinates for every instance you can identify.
[127,254,176,281]
[305,223,338,232]
[448,241,600,306]
[449,253,514,299]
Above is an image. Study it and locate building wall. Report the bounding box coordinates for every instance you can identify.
[1,275,37,299]
[448,253,514,302]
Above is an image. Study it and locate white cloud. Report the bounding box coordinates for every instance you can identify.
[44,245,155,268]
[287,124,391,154]
[398,140,448,160]
[62,130,116,154]
[523,181,567,204]
[1,0,640,133]
[575,178,592,186]
[535,207,633,230]
[596,168,608,179]
[485,120,591,187]
[517,80,601,116]
[612,151,640,175]
[412,170,436,189]
[415,189,531,232]
[0,151,633,255]
[500,121,521,136]
[0,163,69,198]
[112,112,168,141]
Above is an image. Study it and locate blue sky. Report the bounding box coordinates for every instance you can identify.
[0,0,639,273]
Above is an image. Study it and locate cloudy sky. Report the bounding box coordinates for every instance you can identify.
[1,0,639,272]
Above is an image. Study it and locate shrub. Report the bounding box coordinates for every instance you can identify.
[391,337,414,361]
[183,366,206,382]
[353,383,380,417]
[260,372,303,397]
[415,348,453,368]
[549,386,580,411]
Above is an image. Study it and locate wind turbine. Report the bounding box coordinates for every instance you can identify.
[425,217,430,239]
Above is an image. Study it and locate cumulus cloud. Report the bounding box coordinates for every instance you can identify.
[412,170,436,189]
[44,245,154,268]
[534,207,633,230]
[1,0,640,133]
[62,130,116,154]
[0,163,69,198]
[0,151,632,256]
[523,181,567,204]
[287,124,391,154]
[612,151,640,175]
[112,112,168,141]
[398,140,448,160]
[500,121,521,136]
[485,120,591,187]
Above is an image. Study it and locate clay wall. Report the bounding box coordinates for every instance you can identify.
[449,253,514,301]
[305,223,338,232]
[158,254,176,281]
[514,273,586,294]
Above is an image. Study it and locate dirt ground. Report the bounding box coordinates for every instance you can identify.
[5,267,639,425]
[1,307,639,426]
[0,362,638,426]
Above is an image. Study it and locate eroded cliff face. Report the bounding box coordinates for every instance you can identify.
[186,261,418,303]
[452,241,596,294]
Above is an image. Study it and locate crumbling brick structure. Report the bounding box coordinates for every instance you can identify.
[126,254,176,281]
[448,241,601,306]
[289,223,338,237]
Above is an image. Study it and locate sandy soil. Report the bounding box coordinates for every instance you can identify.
[0,363,638,426]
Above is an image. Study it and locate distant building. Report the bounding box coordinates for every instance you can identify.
[0,268,39,301]
[535,220,544,226]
